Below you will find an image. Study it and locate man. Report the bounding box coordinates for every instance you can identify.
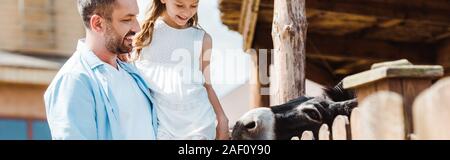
[44,0,157,140]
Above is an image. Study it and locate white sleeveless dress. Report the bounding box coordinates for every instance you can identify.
[135,18,216,140]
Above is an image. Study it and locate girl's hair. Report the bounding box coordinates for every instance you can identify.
[133,0,199,59]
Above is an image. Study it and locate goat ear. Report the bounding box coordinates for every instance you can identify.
[323,81,356,102]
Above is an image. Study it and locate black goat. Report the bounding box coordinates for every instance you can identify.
[231,82,357,140]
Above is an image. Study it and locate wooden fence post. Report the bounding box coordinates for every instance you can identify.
[350,108,362,140]
[291,136,300,140]
[332,115,350,140]
[413,77,450,139]
[319,124,330,140]
[271,0,307,105]
[300,131,314,140]
[343,60,443,138]
[356,91,405,140]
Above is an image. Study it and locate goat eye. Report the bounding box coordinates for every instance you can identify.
[303,108,322,122]
[245,121,256,129]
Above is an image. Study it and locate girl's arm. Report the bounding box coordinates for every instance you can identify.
[201,33,230,140]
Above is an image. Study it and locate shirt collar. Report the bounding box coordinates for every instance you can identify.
[77,39,140,75]
[77,39,106,70]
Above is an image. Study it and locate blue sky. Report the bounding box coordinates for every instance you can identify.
[137,0,251,97]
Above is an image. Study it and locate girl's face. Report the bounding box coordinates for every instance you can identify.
[161,0,199,27]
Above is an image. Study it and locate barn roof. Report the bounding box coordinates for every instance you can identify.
[219,0,450,84]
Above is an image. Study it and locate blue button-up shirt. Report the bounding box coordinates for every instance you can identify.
[44,39,158,140]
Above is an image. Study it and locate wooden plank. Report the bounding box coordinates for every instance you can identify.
[19,0,56,51]
[350,108,362,140]
[291,136,300,140]
[300,131,314,140]
[239,0,260,50]
[0,83,48,120]
[332,115,350,140]
[357,91,405,140]
[270,0,307,105]
[0,67,57,85]
[226,0,450,25]
[306,34,435,65]
[249,49,270,108]
[319,124,330,140]
[306,0,450,25]
[401,79,432,138]
[413,77,450,140]
[334,60,372,75]
[376,79,403,95]
[371,59,412,69]
[0,0,83,56]
[343,65,444,89]
[355,85,376,104]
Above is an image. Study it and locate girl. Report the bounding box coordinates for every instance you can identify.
[131,0,229,140]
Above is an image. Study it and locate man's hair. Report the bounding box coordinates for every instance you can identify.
[77,0,117,29]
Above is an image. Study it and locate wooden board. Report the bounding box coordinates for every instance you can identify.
[413,77,450,140]
[356,84,377,104]
[300,131,314,140]
[357,91,405,140]
[350,108,362,140]
[343,65,444,89]
[332,115,350,140]
[319,124,330,140]
[239,0,260,50]
[401,79,432,138]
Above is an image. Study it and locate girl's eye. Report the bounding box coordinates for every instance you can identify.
[191,5,198,8]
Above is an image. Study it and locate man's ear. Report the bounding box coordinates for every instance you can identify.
[160,0,166,4]
[90,15,104,32]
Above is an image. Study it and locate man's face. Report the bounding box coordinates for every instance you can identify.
[104,0,141,54]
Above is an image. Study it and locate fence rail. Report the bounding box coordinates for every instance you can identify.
[296,77,450,140]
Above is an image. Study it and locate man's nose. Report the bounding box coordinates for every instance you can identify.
[132,19,141,33]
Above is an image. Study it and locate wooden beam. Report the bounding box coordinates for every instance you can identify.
[306,34,436,64]
[248,30,436,65]
[248,46,271,108]
[333,60,372,75]
[239,0,261,50]
[343,65,444,89]
[306,0,450,25]
[271,0,307,105]
[437,40,450,76]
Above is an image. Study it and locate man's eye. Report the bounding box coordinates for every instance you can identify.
[176,4,183,8]
[122,19,131,22]
[191,5,198,8]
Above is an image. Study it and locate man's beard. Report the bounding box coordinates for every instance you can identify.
[104,24,136,55]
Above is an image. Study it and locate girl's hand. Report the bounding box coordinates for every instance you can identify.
[216,116,230,140]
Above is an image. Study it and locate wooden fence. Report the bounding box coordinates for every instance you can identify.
[293,77,450,140]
